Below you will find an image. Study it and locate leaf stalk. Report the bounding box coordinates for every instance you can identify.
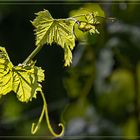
[23,45,43,65]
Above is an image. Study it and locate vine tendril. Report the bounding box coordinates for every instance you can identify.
[31,91,64,137]
[31,103,45,134]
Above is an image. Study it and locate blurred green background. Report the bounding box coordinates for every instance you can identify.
[0,1,140,139]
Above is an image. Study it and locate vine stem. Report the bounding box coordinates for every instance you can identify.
[23,45,43,65]
[31,91,64,137]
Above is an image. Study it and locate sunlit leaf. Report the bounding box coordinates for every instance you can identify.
[78,21,99,35]
[64,45,73,67]
[0,47,13,95]
[13,62,45,102]
[0,47,45,102]
[69,3,105,40]
[77,12,100,34]
[32,9,75,66]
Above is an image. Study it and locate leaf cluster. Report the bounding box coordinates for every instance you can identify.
[32,8,103,66]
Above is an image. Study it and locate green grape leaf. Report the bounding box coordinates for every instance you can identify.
[0,47,13,95]
[85,13,94,24]
[85,13,100,34]
[69,3,105,40]
[32,9,75,66]
[78,21,99,35]
[77,12,100,34]
[13,62,45,102]
[0,47,45,103]
[64,45,73,67]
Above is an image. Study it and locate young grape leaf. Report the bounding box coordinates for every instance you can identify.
[78,21,99,35]
[85,13,100,34]
[0,47,13,95]
[77,12,100,35]
[69,4,105,39]
[13,63,45,102]
[32,9,75,66]
[0,47,45,102]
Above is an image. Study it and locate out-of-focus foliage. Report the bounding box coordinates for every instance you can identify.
[97,69,135,119]
[64,44,95,98]
[62,98,90,122]
[122,116,138,139]
[62,2,140,138]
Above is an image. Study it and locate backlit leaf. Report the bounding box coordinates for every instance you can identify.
[78,21,99,35]
[64,45,73,67]
[32,9,75,66]
[13,62,45,102]
[69,3,105,40]
[0,47,45,103]
[0,47,13,95]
